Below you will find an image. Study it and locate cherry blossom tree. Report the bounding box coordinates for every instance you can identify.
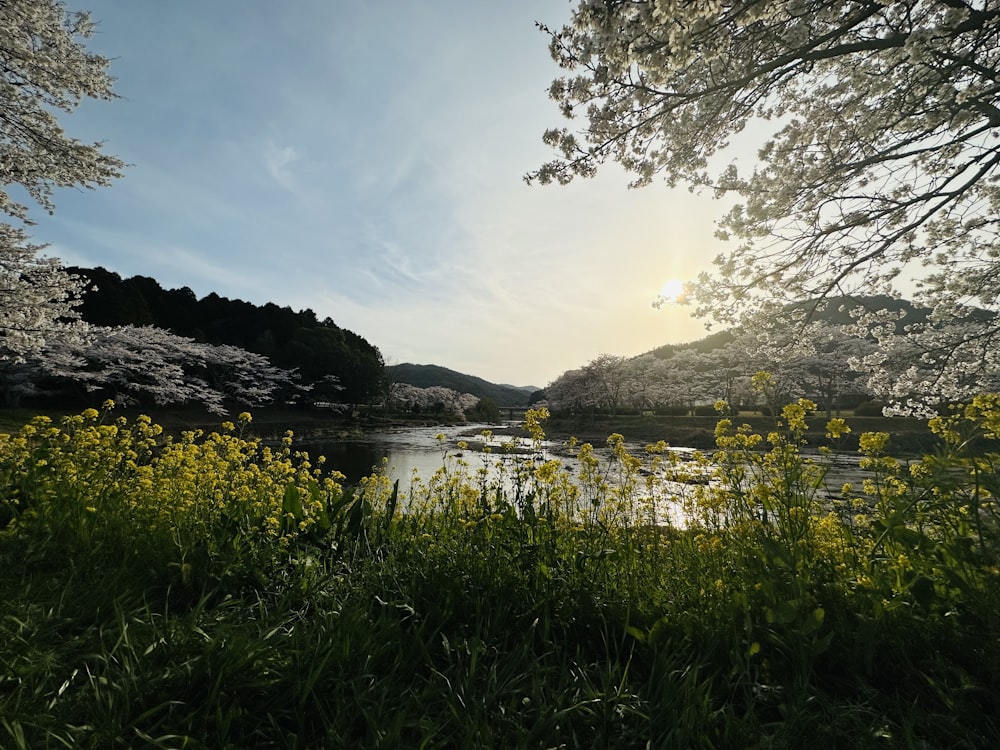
[620,354,672,410]
[546,317,878,417]
[544,355,635,414]
[388,383,479,418]
[544,367,596,413]
[1,0,123,359]
[852,308,1000,416]
[1,0,122,220]
[532,1,1000,407]
[630,350,714,412]
[784,321,874,418]
[0,336,83,407]
[582,354,630,414]
[25,326,299,414]
[0,225,89,358]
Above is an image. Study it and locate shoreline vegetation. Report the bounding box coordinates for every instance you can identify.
[2,402,998,747]
[0,404,940,452]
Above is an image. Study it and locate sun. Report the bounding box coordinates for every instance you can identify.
[658,278,686,304]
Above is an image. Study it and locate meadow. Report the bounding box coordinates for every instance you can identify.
[1,402,998,748]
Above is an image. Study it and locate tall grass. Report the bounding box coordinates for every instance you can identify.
[1,401,998,748]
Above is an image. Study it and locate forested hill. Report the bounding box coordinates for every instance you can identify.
[646,295,926,360]
[388,363,538,407]
[70,267,385,404]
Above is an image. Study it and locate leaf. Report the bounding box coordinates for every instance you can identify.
[890,525,930,551]
[381,479,399,542]
[346,494,373,543]
[282,483,303,521]
[802,606,825,635]
[647,617,671,648]
[760,536,794,569]
[625,625,647,643]
[308,481,330,532]
[765,599,800,626]
[813,630,835,657]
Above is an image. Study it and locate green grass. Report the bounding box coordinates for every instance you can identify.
[1,403,999,748]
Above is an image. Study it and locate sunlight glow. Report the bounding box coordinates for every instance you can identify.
[658,278,686,304]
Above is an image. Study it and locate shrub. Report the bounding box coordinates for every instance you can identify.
[656,405,690,416]
[465,396,501,422]
[0,404,386,591]
[852,400,886,416]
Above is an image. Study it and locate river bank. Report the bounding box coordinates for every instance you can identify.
[0,405,462,438]
[487,411,944,456]
[0,404,948,456]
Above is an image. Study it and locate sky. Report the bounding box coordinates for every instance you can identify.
[33,0,732,389]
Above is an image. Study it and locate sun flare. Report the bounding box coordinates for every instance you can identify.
[658,278,686,304]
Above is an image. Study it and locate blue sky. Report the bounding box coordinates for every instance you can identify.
[34,0,726,388]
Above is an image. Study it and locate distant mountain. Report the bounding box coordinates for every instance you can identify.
[648,295,935,360]
[388,364,537,407]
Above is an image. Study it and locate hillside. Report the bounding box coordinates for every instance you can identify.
[647,295,929,360]
[65,267,544,409]
[69,267,385,404]
[388,364,537,407]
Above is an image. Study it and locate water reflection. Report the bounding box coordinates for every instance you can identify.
[296,423,507,485]
[295,422,871,528]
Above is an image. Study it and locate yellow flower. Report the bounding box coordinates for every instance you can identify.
[858,432,890,456]
[781,399,816,432]
[714,418,733,438]
[523,407,550,442]
[825,418,851,439]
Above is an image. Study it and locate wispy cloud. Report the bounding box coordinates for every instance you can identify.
[263,141,299,193]
[46,0,722,387]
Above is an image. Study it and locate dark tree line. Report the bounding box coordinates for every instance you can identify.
[70,267,386,405]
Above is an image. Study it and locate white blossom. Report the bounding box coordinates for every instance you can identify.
[388,383,479,418]
[27,326,299,415]
[0,224,89,359]
[532,1,1000,404]
[0,0,123,221]
[545,313,874,415]
[0,0,123,359]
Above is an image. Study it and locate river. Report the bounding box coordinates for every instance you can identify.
[296,421,874,525]
[297,423,515,485]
